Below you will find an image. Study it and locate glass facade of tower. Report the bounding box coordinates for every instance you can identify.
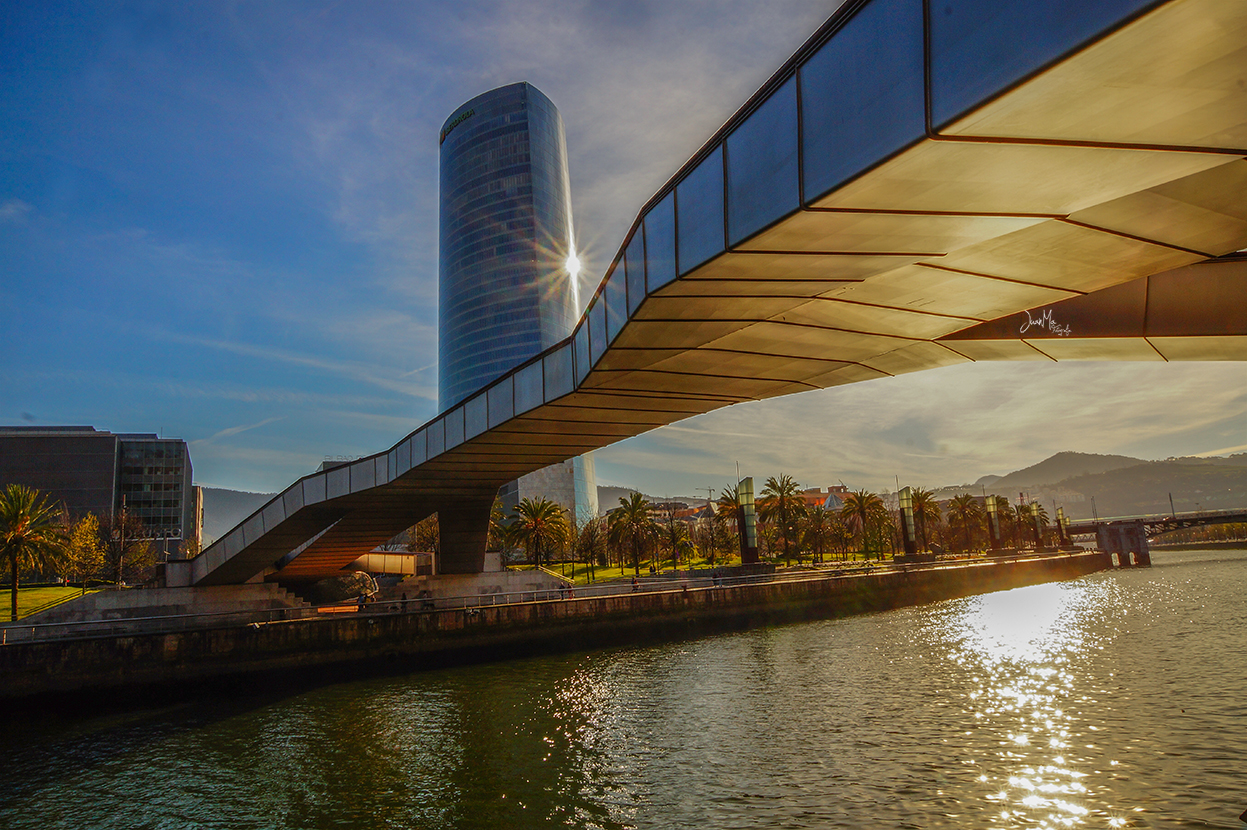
[438,82,578,411]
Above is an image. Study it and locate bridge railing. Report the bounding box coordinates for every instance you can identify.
[0,551,1079,646]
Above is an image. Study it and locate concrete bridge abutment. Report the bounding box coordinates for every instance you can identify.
[436,495,495,574]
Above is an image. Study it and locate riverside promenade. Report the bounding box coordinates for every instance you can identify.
[0,551,1110,703]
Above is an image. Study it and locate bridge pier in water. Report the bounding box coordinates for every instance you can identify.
[1097,521,1152,568]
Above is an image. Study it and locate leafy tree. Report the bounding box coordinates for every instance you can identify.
[946,494,984,553]
[841,489,888,560]
[0,484,67,621]
[829,517,854,561]
[97,507,153,586]
[65,513,105,593]
[510,498,568,569]
[411,513,440,553]
[487,497,508,551]
[759,474,806,566]
[575,516,608,581]
[659,517,694,572]
[608,493,655,576]
[801,506,835,564]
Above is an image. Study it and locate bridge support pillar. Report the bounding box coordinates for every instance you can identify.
[1129,521,1151,567]
[437,496,494,574]
[1096,521,1151,568]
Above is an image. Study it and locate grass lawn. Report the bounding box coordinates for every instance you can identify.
[513,551,886,586]
[4,586,98,620]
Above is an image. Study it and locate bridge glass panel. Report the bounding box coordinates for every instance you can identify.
[465,393,488,439]
[326,466,349,499]
[488,376,514,427]
[410,431,427,466]
[605,268,627,344]
[543,343,574,400]
[589,298,607,365]
[624,231,645,314]
[929,0,1155,130]
[426,419,445,457]
[282,485,304,516]
[386,449,397,482]
[574,322,591,384]
[677,145,725,274]
[643,192,677,291]
[398,437,413,474]
[515,361,544,414]
[350,459,375,493]
[302,474,326,506]
[726,77,799,246]
[445,407,465,449]
[801,0,925,202]
[376,455,389,485]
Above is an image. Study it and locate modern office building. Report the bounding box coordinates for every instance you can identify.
[0,426,203,555]
[497,453,599,527]
[439,81,596,525]
[438,81,579,411]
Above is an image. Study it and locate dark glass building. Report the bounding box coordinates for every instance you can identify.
[0,426,203,555]
[438,82,579,411]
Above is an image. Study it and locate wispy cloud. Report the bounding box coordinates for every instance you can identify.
[0,199,32,223]
[155,332,437,401]
[192,416,285,445]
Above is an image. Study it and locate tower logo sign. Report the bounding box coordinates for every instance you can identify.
[439,108,476,144]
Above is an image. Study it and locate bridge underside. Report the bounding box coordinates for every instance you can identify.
[186,0,1247,587]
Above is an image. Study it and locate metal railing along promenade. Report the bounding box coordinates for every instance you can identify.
[0,551,1078,646]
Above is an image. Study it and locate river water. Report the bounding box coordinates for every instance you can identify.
[0,548,1243,829]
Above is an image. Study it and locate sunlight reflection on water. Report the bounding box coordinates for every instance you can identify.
[934,581,1116,829]
[0,550,1243,829]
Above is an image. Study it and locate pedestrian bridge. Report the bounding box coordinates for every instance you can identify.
[176,0,1247,587]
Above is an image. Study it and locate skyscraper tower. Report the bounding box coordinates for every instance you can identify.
[438,81,579,411]
[438,82,596,526]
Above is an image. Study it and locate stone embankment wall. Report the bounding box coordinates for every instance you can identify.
[0,553,1109,702]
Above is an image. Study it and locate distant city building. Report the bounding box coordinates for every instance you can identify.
[802,485,849,511]
[0,426,202,555]
[438,81,595,524]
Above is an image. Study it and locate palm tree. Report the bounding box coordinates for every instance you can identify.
[946,494,984,554]
[510,497,568,569]
[1022,501,1050,547]
[715,484,741,553]
[911,487,941,552]
[759,474,806,566]
[608,493,655,575]
[841,489,887,560]
[0,484,67,622]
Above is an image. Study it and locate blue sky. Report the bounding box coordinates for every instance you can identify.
[3,0,1244,497]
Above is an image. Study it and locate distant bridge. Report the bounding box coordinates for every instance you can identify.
[1067,508,1247,537]
[1067,508,1247,567]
